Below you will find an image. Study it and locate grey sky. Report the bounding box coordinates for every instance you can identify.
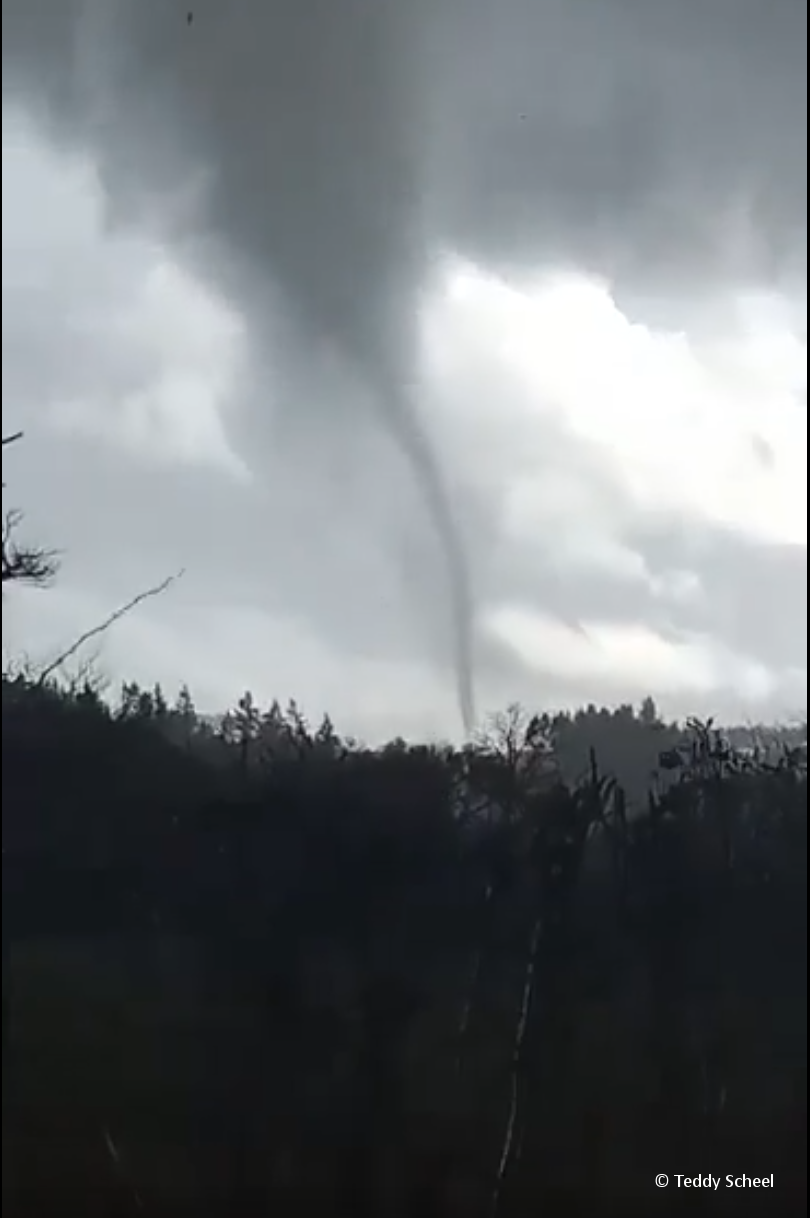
[2,0,806,740]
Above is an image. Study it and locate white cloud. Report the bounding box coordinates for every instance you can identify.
[423,255,807,548]
[485,604,777,703]
[3,108,249,480]
[413,255,806,724]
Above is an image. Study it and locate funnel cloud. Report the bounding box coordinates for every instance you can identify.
[2,0,805,734]
[4,0,480,729]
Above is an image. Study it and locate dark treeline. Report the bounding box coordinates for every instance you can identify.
[2,672,806,1217]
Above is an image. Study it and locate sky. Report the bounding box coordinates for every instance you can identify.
[2,0,806,742]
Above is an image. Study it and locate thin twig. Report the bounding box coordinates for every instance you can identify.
[489,914,543,1218]
[36,570,184,685]
[102,1125,145,1211]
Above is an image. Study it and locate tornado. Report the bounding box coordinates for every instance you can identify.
[3,0,478,732]
[376,382,477,737]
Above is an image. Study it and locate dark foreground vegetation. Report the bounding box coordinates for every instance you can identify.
[2,675,806,1217]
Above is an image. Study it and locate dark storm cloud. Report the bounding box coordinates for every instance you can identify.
[2,0,806,727]
[434,0,806,286]
[3,0,804,381]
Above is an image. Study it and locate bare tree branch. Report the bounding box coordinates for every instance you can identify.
[36,570,185,686]
[2,430,59,587]
[2,507,60,586]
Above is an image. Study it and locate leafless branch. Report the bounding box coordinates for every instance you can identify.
[2,508,60,586]
[2,431,60,586]
[36,570,185,686]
